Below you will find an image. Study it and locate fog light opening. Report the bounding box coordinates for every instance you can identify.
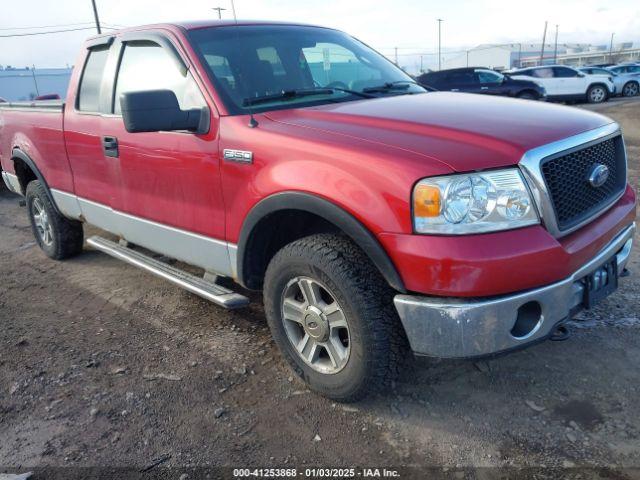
[511,301,543,339]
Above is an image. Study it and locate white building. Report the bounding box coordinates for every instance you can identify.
[441,44,569,70]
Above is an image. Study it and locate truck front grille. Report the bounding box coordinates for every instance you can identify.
[541,136,626,232]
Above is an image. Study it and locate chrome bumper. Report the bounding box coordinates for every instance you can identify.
[394,223,635,358]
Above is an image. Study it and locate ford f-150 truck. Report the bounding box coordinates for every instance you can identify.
[0,21,636,402]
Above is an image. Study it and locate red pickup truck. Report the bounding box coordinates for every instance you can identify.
[0,21,636,401]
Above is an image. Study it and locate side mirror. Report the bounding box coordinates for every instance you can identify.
[577,72,586,78]
[120,90,209,134]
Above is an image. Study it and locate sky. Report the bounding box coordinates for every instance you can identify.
[1,0,639,70]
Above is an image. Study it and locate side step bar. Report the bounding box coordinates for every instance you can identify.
[87,236,250,309]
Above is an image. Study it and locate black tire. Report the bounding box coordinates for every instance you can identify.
[26,180,84,260]
[586,84,609,104]
[517,90,538,100]
[622,81,639,97]
[263,234,407,402]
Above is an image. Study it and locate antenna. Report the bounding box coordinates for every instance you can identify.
[230,0,237,22]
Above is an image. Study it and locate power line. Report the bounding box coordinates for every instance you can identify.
[0,22,95,31]
[0,26,116,38]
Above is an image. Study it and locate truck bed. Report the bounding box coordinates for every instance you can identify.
[0,100,74,193]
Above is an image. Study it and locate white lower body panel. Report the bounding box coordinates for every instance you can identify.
[51,189,236,278]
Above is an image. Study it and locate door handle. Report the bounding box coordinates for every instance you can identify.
[102,136,119,158]
[481,86,489,90]
[451,88,460,92]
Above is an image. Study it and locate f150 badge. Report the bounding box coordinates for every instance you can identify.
[223,149,253,163]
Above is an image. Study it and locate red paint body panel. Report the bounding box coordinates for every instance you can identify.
[0,22,636,300]
[0,108,74,192]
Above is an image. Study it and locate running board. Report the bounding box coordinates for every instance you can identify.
[87,236,250,309]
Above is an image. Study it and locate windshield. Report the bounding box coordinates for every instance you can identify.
[188,25,426,114]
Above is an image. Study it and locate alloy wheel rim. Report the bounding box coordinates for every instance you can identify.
[590,87,605,102]
[281,276,350,374]
[32,198,53,246]
[624,83,638,96]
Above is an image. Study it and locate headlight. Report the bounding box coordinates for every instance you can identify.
[413,168,539,234]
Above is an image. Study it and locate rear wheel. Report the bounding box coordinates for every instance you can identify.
[26,180,84,260]
[586,84,608,103]
[622,81,639,97]
[263,234,406,402]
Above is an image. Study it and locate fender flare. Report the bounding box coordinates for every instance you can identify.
[11,148,62,215]
[237,191,406,293]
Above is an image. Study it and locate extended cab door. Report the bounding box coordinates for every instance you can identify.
[63,38,120,226]
[98,32,232,276]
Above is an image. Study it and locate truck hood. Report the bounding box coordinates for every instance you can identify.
[264,92,613,172]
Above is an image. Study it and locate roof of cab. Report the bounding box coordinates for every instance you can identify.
[175,19,323,30]
[84,20,331,44]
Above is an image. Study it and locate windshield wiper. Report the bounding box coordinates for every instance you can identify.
[362,80,421,93]
[242,87,374,107]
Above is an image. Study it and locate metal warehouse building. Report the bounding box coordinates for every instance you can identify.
[442,43,578,70]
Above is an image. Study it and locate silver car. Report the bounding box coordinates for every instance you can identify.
[580,66,639,97]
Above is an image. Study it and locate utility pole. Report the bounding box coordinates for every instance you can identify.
[394,47,398,65]
[212,7,226,19]
[609,33,615,62]
[437,19,443,71]
[466,50,469,67]
[518,43,522,68]
[230,0,237,20]
[553,24,559,63]
[420,55,424,72]
[539,21,548,66]
[91,0,102,34]
[31,65,40,97]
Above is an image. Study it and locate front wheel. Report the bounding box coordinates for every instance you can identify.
[26,180,84,260]
[263,234,406,402]
[586,85,609,103]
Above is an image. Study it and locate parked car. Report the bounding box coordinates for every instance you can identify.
[580,66,639,97]
[417,67,546,100]
[0,21,635,401]
[0,97,6,103]
[507,65,615,103]
[608,64,640,75]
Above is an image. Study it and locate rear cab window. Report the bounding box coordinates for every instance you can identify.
[77,45,110,112]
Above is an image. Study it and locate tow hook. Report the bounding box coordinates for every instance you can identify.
[549,324,570,342]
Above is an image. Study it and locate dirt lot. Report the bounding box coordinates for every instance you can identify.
[1,97,639,478]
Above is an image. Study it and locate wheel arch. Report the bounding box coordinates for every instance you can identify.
[11,148,62,215]
[587,82,610,94]
[236,192,406,293]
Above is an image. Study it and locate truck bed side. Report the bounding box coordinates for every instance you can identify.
[0,101,74,195]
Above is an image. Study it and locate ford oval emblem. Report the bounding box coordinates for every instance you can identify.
[588,164,610,188]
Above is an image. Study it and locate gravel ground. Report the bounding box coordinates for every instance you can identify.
[1,97,639,478]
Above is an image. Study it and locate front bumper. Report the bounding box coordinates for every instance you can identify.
[394,223,635,358]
